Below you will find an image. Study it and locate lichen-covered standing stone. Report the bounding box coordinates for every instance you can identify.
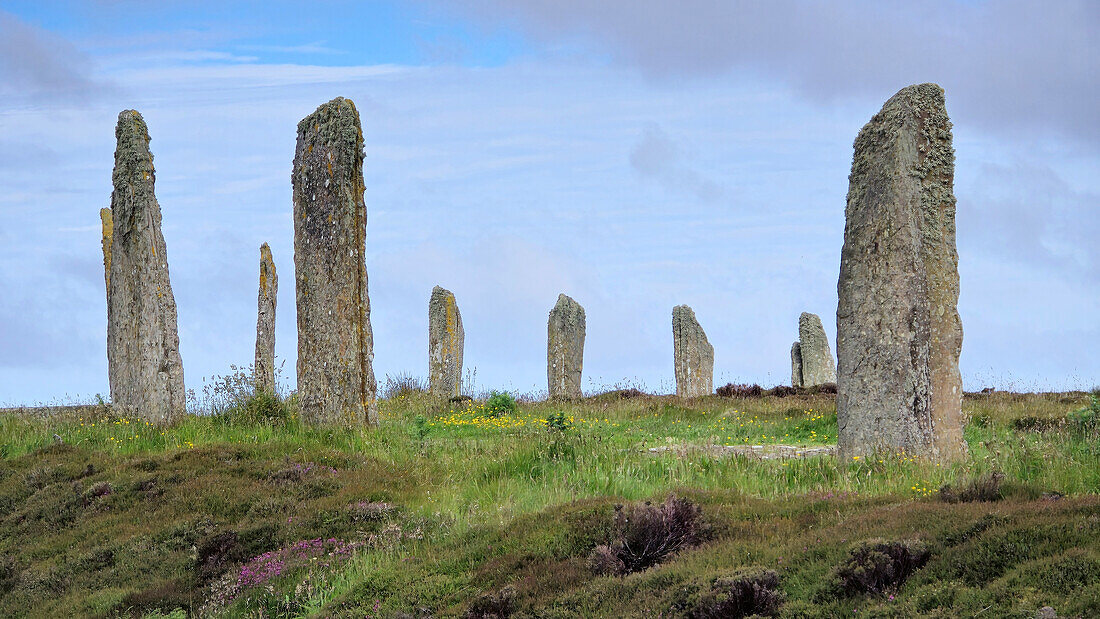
[547,294,585,398]
[254,243,278,394]
[428,286,464,397]
[105,110,185,422]
[672,305,713,398]
[292,97,378,425]
[790,341,803,388]
[837,83,966,460]
[798,312,836,387]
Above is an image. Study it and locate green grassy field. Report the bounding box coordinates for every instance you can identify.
[0,388,1096,617]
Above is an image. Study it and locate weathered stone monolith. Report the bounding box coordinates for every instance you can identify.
[254,243,278,394]
[672,305,713,398]
[292,97,378,425]
[428,286,464,397]
[105,110,185,422]
[837,83,966,461]
[791,341,803,388]
[547,294,585,398]
[798,312,836,387]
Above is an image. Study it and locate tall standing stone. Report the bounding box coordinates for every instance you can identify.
[254,243,278,394]
[798,312,837,387]
[428,286,464,397]
[790,342,803,388]
[672,305,713,398]
[547,294,585,398]
[292,97,378,425]
[105,110,185,422]
[837,83,966,460]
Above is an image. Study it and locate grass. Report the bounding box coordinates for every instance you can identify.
[0,389,1095,616]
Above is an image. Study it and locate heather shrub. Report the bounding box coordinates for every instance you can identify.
[689,568,784,618]
[939,472,1006,503]
[828,539,930,597]
[465,584,516,618]
[81,481,112,506]
[345,501,397,523]
[806,382,838,394]
[588,495,706,576]
[716,383,763,398]
[769,385,798,397]
[203,537,362,614]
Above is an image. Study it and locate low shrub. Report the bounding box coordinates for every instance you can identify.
[486,391,517,418]
[939,472,1006,503]
[465,584,516,618]
[769,385,798,397]
[689,568,785,618]
[382,373,427,400]
[544,412,573,432]
[801,383,838,395]
[828,539,930,597]
[588,495,706,576]
[716,384,763,398]
[1068,391,1099,434]
[345,501,396,523]
[1011,416,1062,432]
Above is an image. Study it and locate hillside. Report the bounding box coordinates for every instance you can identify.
[0,390,1096,617]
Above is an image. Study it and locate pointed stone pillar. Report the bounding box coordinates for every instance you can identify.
[547,294,585,398]
[292,97,378,425]
[798,312,836,387]
[105,110,185,422]
[254,243,278,394]
[791,342,803,388]
[837,83,967,460]
[672,305,713,398]
[428,286,464,397]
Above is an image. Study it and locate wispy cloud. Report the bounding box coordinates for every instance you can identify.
[441,0,1100,146]
[630,124,724,202]
[238,41,345,55]
[0,10,115,106]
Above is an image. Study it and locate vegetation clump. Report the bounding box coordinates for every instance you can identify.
[716,383,763,398]
[939,471,1006,503]
[688,568,785,618]
[485,391,518,418]
[588,495,706,576]
[828,539,930,597]
[382,373,428,400]
[465,584,516,618]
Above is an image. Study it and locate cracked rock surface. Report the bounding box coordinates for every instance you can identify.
[837,83,966,461]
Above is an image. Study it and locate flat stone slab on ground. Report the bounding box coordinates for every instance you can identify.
[646,443,836,460]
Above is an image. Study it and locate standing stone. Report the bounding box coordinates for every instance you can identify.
[547,294,585,398]
[837,83,966,460]
[105,110,185,422]
[428,286,464,397]
[292,97,378,425]
[254,243,278,394]
[672,305,713,398]
[790,341,803,388]
[798,312,837,387]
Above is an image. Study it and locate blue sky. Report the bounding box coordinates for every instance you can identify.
[1,0,1097,404]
